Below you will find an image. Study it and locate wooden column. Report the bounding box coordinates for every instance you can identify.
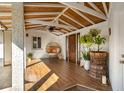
[12,3,24,91]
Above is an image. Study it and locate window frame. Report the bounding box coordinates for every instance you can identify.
[32,36,42,50]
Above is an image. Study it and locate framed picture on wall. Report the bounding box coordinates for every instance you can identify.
[32,36,41,49]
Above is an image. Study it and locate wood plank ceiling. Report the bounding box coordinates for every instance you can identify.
[0,3,12,30]
[0,2,110,36]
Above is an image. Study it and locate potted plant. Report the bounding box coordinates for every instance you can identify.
[27,53,33,62]
[89,28,107,57]
[88,28,108,81]
[95,35,106,52]
[89,30,107,65]
[79,34,93,70]
[88,28,106,51]
[82,51,90,70]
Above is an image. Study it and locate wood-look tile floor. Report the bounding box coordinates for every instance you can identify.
[25,58,112,91]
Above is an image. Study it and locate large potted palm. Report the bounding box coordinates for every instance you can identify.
[80,34,93,70]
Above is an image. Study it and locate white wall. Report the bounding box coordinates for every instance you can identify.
[4,31,12,64]
[26,30,66,59]
[0,31,12,66]
[109,3,124,91]
[0,31,3,67]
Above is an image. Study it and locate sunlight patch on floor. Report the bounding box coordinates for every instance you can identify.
[25,61,51,82]
[25,59,59,91]
[37,73,59,91]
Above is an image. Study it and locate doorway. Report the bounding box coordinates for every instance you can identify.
[0,31,12,90]
[66,33,80,64]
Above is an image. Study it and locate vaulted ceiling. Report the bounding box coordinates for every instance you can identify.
[0,2,110,35]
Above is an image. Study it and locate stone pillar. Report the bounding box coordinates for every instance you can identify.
[12,3,24,91]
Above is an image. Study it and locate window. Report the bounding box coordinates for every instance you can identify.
[32,37,41,49]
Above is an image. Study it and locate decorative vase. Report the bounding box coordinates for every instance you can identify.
[84,60,90,70]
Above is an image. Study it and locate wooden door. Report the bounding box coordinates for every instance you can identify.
[68,34,76,63]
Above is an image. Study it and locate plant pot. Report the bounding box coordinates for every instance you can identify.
[90,51,108,65]
[84,60,90,70]
[80,59,84,67]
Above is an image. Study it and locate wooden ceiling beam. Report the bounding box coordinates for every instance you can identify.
[61,21,107,36]
[24,12,60,16]
[0,4,11,12]
[87,2,105,15]
[0,21,8,30]
[61,2,107,20]
[26,27,44,30]
[24,15,57,19]
[63,14,85,27]
[71,8,95,25]
[25,25,44,29]
[53,7,69,22]
[0,16,11,20]
[102,2,108,17]
[28,19,74,30]
[59,19,77,30]
[25,23,42,26]
[25,17,55,21]
[24,4,66,8]
[25,25,44,28]
[2,23,11,26]
[61,29,70,33]
[61,28,72,32]
[24,6,64,12]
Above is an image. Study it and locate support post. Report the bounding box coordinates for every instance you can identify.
[12,2,24,91]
